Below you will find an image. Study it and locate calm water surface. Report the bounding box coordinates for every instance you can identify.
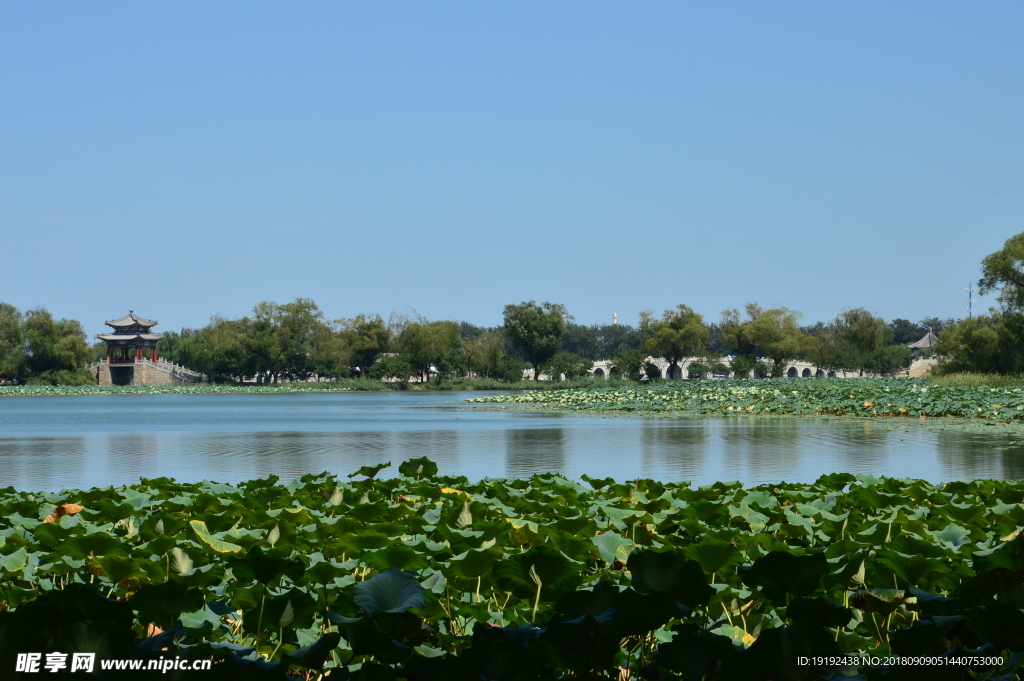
[1,391,1023,490]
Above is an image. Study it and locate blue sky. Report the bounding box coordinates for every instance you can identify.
[2,3,1021,338]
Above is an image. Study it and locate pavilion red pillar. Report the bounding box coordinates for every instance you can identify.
[106,346,112,362]
[150,347,157,362]
[135,347,141,361]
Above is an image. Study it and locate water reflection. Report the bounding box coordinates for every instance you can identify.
[505,428,566,480]
[1,392,1023,490]
[639,422,708,483]
[936,432,1024,482]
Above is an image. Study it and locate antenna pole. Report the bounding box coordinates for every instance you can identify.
[965,282,975,319]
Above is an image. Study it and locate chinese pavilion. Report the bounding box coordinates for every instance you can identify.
[97,311,165,364]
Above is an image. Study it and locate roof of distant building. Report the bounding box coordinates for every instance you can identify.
[97,333,165,342]
[105,311,158,328]
[908,329,939,349]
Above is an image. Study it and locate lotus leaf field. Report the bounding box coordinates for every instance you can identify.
[468,378,1024,422]
[1,458,1023,679]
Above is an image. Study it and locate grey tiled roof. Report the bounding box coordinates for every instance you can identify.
[105,311,158,328]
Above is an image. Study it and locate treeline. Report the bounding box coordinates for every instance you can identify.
[0,304,94,385]
[931,232,1024,375]
[0,298,948,386]
[149,300,941,384]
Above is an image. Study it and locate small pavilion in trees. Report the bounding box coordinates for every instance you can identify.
[908,329,939,352]
[97,311,165,363]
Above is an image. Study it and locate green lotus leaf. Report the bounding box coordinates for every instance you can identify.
[399,457,438,479]
[928,523,973,550]
[628,550,713,608]
[362,544,430,572]
[332,614,412,665]
[348,462,392,479]
[189,520,243,554]
[0,548,29,573]
[131,579,204,628]
[228,546,304,585]
[282,632,342,670]
[787,597,852,627]
[591,531,635,565]
[683,539,742,576]
[56,533,125,560]
[739,551,829,602]
[448,546,503,579]
[87,554,148,586]
[243,588,317,634]
[493,545,583,602]
[354,567,426,614]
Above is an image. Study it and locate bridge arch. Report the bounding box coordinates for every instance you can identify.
[802,368,812,378]
[593,368,605,379]
[646,365,662,380]
[787,367,799,378]
[815,369,826,377]
[667,364,683,380]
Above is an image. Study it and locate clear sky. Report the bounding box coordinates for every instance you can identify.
[2,3,1022,338]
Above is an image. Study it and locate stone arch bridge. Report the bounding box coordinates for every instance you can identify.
[586,357,859,380]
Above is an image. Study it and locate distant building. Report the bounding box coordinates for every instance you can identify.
[93,311,199,385]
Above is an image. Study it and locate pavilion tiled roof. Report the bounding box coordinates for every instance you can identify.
[97,333,165,342]
[105,311,158,328]
[908,330,939,349]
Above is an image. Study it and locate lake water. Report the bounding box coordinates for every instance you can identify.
[1,391,1023,491]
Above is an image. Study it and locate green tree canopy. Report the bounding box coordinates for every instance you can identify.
[502,301,570,380]
[336,314,390,378]
[639,305,708,378]
[979,232,1024,312]
[396,320,461,383]
[0,303,26,382]
[22,308,92,385]
[721,303,807,378]
[179,316,247,380]
[611,348,647,380]
[934,313,1024,376]
[543,352,594,380]
[464,330,508,379]
[241,299,328,382]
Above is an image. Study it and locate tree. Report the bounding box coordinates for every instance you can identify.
[721,303,806,378]
[502,301,570,380]
[0,303,26,382]
[369,355,414,382]
[22,308,93,385]
[809,309,910,376]
[493,354,525,382]
[241,299,327,382]
[464,330,507,378]
[560,323,646,360]
[179,316,246,381]
[397,320,461,383]
[639,305,708,379]
[309,329,354,380]
[979,232,1024,312]
[337,315,390,378]
[612,349,647,380]
[933,314,1024,375]
[544,352,594,380]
